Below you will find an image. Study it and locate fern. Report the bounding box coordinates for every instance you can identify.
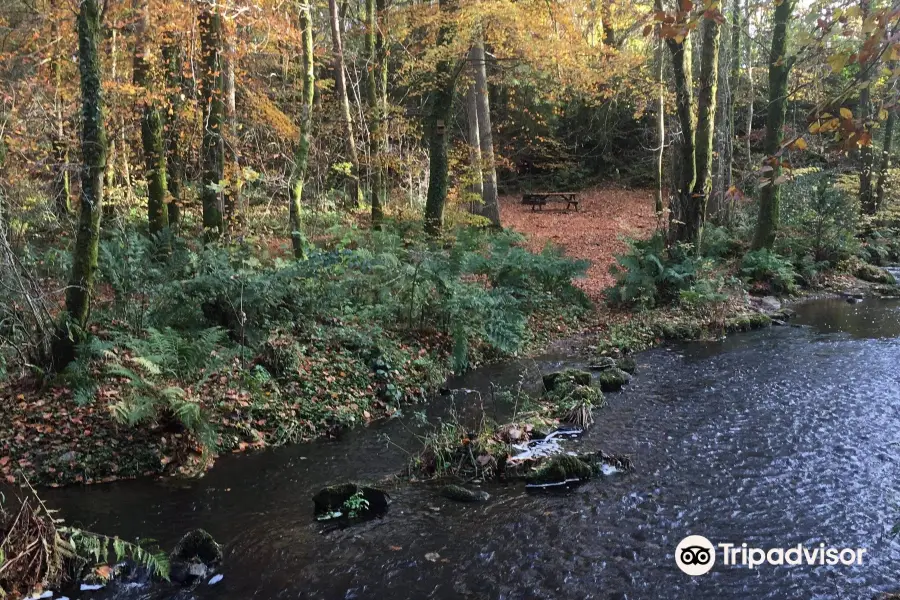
[61,528,170,581]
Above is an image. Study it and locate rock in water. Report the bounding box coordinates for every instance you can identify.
[595,368,631,392]
[169,528,222,585]
[526,455,595,486]
[542,369,592,391]
[615,356,637,374]
[439,484,490,503]
[587,357,616,371]
[312,483,390,520]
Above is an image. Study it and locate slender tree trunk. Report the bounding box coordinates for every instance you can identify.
[465,82,483,211]
[665,34,695,245]
[423,0,459,237]
[875,90,897,211]
[859,0,877,214]
[728,0,740,187]
[745,7,753,164]
[472,32,500,227]
[366,0,386,226]
[53,0,107,368]
[328,0,361,208]
[162,40,184,225]
[223,33,240,223]
[199,2,225,236]
[655,36,665,220]
[105,28,134,208]
[133,0,169,238]
[290,2,315,258]
[751,0,794,249]
[50,0,71,216]
[688,13,721,249]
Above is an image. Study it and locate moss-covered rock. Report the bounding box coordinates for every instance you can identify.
[526,454,596,485]
[169,529,222,584]
[615,356,637,374]
[439,484,490,502]
[656,320,704,340]
[312,483,390,518]
[542,369,591,391]
[587,357,616,371]
[595,368,631,392]
[724,313,772,333]
[855,262,897,285]
[257,333,302,378]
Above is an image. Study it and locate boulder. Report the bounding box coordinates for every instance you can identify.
[526,454,595,486]
[542,369,591,391]
[312,483,390,520]
[855,262,897,285]
[615,356,637,374]
[587,357,616,371]
[595,368,631,392]
[169,529,222,585]
[439,484,490,503]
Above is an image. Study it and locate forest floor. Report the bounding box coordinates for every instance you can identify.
[500,186,658,302]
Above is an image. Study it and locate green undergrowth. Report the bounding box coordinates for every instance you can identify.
[0,221,590,486]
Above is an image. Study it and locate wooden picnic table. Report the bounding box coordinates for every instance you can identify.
[521,192,579,211]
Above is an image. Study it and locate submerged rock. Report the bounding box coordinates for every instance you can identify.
[542,369,592,391]
[439,484,490,503]
[595,368,631,392]
[312,483,390,520]
[169,529,222,585]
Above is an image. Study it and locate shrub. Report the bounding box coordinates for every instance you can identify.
[606,234,701,309]
[740,249,799,295]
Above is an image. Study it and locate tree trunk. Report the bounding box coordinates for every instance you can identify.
[655,35,665,219]
[50,0,70,216]
[875,92,896,212]
[290,2,314,258]
[751,0,794,250]
[133,0,169,238]
[223,33,241,223]
[688,13,720,249]
[423,0,459,237]
[199,2,225,236]
[366,0,386,226]
[665,34,695,245]
[465,81,483,212]
[162,40,184,225]
[472,33,500,227]
[54,0,107,368]
[328,0,361,208]
[105,27,134,208]
[728,0,740,188]
[859,0,876,215]
[745,6,753,164]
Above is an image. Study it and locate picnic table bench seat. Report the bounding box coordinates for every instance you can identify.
[521,192,579,211]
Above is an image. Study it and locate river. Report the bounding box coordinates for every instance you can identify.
[43,294,900,599]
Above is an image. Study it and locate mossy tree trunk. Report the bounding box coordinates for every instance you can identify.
[290,2,314,258]
[162,39,185,226]
[366,0,386,227]
[655,35,665,219]
[133,0,169,239]
[223,33,241,224]
[688,13,720,250]
[199,2,226,237]
[472,32,500,228]
[751,0,794,250]
[53,0,107,368]
[665,34,695,246]
[328,0,361,208]
[423,0,460,237]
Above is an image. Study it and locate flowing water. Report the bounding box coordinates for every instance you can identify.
[38,294,900,599]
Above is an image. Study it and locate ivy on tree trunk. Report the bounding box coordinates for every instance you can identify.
[290,2,314,258]
[53,0,106,368]
[199,2,226,237]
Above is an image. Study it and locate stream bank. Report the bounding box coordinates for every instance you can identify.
[25,294,900,600]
